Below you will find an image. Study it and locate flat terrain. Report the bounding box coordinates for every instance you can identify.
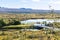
[0,13,60,40]
[0,29,60,40]
[0,13,60,20]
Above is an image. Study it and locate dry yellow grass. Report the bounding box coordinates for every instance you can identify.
[0,14,60,21]
[0,29,59,40]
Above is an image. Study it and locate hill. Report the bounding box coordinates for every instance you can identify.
[0,7,60,14]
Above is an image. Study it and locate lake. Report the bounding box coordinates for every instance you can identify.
[21,19,60,24]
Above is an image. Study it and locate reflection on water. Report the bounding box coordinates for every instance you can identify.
[21,19,60,24]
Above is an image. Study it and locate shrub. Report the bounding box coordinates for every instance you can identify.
[0,19,6,27]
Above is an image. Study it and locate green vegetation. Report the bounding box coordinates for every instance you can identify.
[3,24,33,29]
[0,29,59,40]
[53,22,60,28]
[0,14,59,40]
[0,18,20,28]
[46,22,60,28]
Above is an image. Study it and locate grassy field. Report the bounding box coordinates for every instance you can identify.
[0,29,60,40]
[0,13,60,40]
[0,14,60,20]
[3,24,32,29]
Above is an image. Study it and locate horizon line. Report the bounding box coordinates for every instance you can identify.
[0,7,60,10]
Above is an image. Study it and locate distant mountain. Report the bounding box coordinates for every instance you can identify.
[0,7,60,14]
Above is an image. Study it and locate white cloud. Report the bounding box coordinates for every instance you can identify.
[49,0,60,4]
[54,1,60,4]
[48,0,60,10]
[32,0,40,2]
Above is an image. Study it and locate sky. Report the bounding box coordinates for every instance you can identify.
[0,0,60,10]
